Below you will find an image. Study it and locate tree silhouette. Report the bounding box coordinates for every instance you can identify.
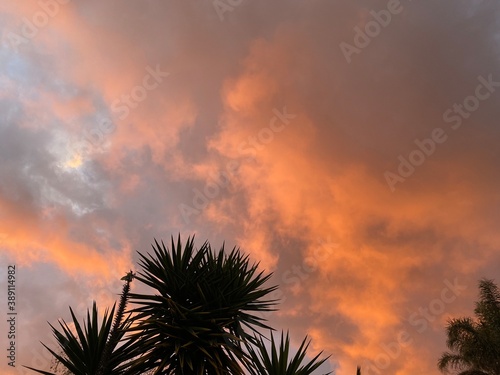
[124,236,279,374]
[26,234,332,375]
[438,279,500,375]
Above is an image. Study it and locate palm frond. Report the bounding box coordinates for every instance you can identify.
[438,279,500,375]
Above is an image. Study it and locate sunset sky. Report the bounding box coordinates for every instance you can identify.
[1,1,500,374]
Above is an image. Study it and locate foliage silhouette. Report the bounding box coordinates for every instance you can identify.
[438,279,500,375]
[26,235,332,375]
[24,301,135,375]
[124,235,279,374]
[96,271,134,375]
[245,331,331,375]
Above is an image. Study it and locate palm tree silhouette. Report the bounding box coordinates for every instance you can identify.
[438,279,500,375]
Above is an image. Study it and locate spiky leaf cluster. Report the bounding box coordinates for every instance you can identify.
[246,331,331,375]
[26,235,332,375]
[125,236,279,375]
[25,302,135,375]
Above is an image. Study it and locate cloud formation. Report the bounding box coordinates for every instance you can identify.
[1,1,500,374]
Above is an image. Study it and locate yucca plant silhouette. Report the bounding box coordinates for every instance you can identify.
[27,234,335,375]
[25,273,136,375]
[124,235,279,375]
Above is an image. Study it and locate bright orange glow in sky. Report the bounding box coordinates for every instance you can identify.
[1,1,500,374]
